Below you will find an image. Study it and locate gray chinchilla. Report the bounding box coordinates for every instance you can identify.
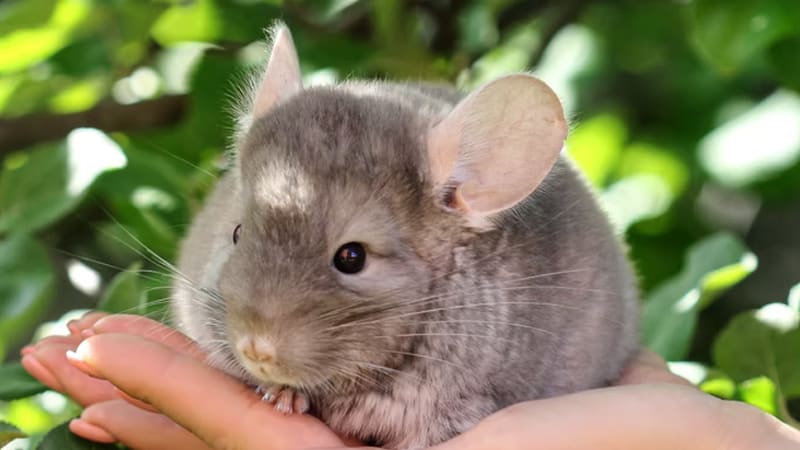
[172,23,639,449]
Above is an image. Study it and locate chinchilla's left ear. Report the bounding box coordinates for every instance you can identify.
[427,74,567,228]
[251,22,302,119]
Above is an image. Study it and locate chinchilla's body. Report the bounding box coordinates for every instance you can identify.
[172,24,639,449]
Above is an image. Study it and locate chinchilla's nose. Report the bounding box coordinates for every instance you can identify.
[237,335,277,364]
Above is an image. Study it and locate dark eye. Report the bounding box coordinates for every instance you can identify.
[232,224,242,244]
[333,242,366,274]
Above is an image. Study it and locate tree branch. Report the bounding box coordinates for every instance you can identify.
[0,95,188,157]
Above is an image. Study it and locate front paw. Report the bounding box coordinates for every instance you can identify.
[255,384,309,414]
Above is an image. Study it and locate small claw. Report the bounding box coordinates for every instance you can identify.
[275,389,295,414]
[266,385,281,403]
[254,384,310,414]
[293,393,310,414]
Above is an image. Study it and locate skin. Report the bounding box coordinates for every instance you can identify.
[21,313,800,450]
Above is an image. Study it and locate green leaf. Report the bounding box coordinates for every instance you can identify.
[712,289,800,426]
[0,0,56,35]
[0,421,27,447]
[700,376,737,399]
[642,232,757,361]
[36,421,118,450]
[713,305,800,400]
[688,0,800,74]
[0,235,55,350]
[0,0,91,74]
[769,36,800,93]
[566,114,627,187]
[0,363,47,401]
[150,0,222,46]
[0,129,126,235]
[739,376,778,415]
[97,262,144,314]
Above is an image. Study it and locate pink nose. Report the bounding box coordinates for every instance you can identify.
[237,336,277,363]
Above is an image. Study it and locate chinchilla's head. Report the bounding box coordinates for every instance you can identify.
[201,23,568,395]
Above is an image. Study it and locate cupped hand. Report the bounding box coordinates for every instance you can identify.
[22,313,352,450]
[22,313,800,450]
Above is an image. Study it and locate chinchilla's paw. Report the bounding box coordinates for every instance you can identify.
[256,384,309,414]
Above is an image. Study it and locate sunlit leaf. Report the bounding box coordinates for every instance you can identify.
[642,232,757,361]
[0,235,54,351]
[97,263,144,314]
[0,0,91,74]
[700,259,759,306]
[150,0,221,46]
[36,421,117,450]
[667,361,709,385]
[566,113,627,187]
[699,90,800,188]
[739,376,778,415]
[0,28,65,74]
[47,78,104,113]
[6,398,57,435]
[0,74,23,112]
[0,129,126,234]
[617,143,688,196]
[0,0,57,35]
[0,363,47,401]
[601,175,672,232]
[700,376,737,399]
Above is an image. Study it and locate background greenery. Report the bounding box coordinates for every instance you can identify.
[1,0,799,448]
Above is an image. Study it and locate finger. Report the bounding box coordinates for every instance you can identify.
[716,400,800,450]
[430,384,800,450]
[22,334,82,358]
[21,335,79,360]
[33,335,80,347]
[21,354,63,392]
[69,311,109,335]
[615,349,693,386]
[72,333,347,450]
[69,418,116,443]
[92,314,204,359]
[72,399,212,450]
[23,342,119,407]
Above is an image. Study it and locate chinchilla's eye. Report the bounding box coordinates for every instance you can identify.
[232,224,242,244]
[333,242,366,274]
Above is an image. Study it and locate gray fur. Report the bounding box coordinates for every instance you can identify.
[172,80,639,448]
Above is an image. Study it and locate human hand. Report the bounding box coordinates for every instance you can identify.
[429,357,800,450]
[22,313,800,450]
[21,313,353,450]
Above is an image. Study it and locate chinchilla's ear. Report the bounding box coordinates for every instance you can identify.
[427,74,567,228]
[251,22,302,118]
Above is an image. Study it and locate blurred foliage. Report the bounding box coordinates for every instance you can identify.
[1,0,799,447]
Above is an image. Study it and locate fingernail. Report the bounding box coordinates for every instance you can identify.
[69,419,116,444]
[81,328,96,339]
[20,345,35,356]
[113,387,159,413]
[67,320,81,335]
[21,355,64,391]
[66,349,100,378]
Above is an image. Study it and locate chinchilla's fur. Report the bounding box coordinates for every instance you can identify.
[172,24,639,449]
